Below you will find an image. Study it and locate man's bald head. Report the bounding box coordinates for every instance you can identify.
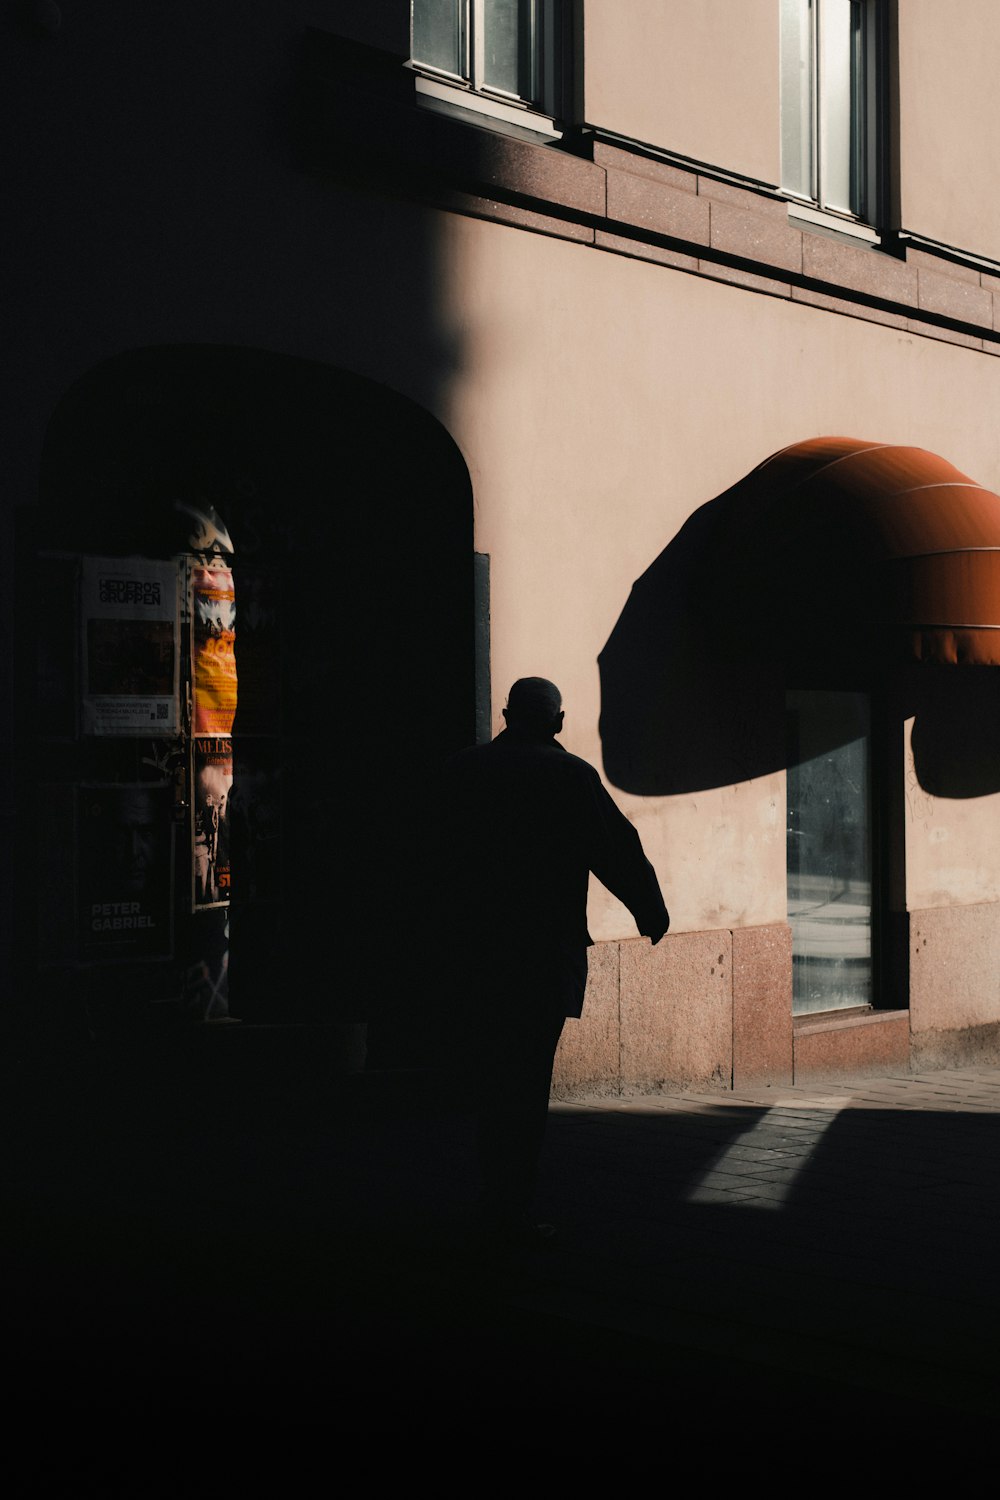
[503,678,564,739]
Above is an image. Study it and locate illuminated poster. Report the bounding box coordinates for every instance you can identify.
[82,558,179,736]
[192,564,237,737]
[77,783,174,962]
[193,738,233,909]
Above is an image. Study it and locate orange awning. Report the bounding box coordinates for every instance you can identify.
[704,436,1000,668]
[599,437,1000,795]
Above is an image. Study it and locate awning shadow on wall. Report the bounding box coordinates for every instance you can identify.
[599,437,1000,798]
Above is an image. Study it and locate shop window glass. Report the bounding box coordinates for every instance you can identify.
[787,690,873,1014]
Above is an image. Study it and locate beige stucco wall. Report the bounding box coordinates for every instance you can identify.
[905,718,1000,910]
[898,0,1000,260]
[583,1,1000,264]
[424,212,1000,940]
[583,0,780,185]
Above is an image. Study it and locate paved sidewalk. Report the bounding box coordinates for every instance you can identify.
[333,1064,1000,1437]
[5,1037,1000,1478]
[544,1070,1000,1414]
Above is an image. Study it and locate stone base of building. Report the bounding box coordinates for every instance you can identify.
[552,906,1000,1099]
[911,1020,1000,1071]
[792,1009,910,1082]
[552,925,794,1101]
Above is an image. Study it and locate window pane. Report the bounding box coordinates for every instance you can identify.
[412,0,467,79]
[483,0,534,99]
[820,0,864,213]
[787,691,873,1015]
[781,0,814,199]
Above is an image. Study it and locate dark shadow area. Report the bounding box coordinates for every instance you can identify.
[3,3,478,1063]
[597,487,787,794]
[600,441,1000,799]
[3,1040,998,1471]
[905,664,1000,797]
[15,346,474,1052]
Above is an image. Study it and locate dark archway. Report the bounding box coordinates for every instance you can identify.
[16,346,474,1052]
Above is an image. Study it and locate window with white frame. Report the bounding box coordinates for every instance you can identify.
[780,0,883,231]
[410,1,564,134]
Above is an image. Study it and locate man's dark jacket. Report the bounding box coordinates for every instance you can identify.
[439,729,669,1018]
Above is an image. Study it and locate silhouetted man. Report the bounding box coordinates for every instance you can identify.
[442,677,669,1248]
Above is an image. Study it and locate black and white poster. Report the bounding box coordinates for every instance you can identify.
[77,782,174,962]
[81,557,179,736]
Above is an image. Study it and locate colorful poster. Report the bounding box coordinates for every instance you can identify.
[81,558,179,736]
[192,564,237,737]
[77,783,174,962]
[192,738,233,908]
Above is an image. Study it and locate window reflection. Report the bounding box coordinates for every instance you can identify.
[780,0,875,222]
[483,0,533,98]
[412,0,466,79]
[787,690,873,1014]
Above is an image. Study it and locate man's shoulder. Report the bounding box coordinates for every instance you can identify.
[547,743,604,787]
[446,739,506,774]
[448,734,602,787]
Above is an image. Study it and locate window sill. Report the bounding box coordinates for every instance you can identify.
[793,1007,908,1033]
[412,72,563,145]
[786,201,881,248]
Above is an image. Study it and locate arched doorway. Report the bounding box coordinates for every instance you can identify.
[16,346,475,1058]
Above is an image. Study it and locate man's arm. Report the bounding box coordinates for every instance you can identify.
[586,775,670,944]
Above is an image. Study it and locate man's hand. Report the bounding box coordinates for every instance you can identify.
[642,915,669,946]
